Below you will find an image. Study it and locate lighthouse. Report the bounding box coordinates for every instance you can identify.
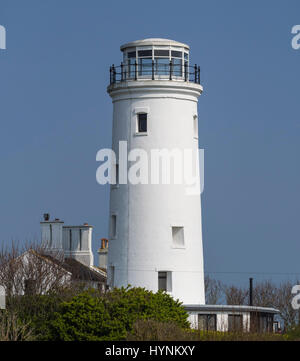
[106,38,205,305]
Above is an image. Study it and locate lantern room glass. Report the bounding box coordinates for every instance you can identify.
[124,46,189,79]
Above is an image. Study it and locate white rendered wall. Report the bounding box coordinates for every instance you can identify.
[107,80,205,305]
[63,226,94,267]
[187,311,251,332]
[41,221,64,251]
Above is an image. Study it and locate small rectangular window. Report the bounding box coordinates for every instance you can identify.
[138,50,152,57]
[137,113,147,133]
[193,115,198,138]
[171,50,182,58]
[127,51,136,58]
[158,271,172,292]
[228,315,243,332]
[198,314,217,331]
[110,215,117,239]
[158,272,167,291]
[172,226,185,247]
[154,49,169,57]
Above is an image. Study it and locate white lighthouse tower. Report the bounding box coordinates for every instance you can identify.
[106,38,205,305]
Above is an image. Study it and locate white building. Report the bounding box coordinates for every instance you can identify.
[39,213,107,290]
[107,38,205,305]
[41,214,94,268]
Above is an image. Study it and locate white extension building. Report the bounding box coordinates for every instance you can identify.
[107,38,205,305]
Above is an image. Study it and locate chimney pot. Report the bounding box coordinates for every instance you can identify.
[43,213,50,221]
[101,238,108,249]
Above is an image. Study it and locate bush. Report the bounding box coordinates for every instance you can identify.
[284,325,300,341]
[127,319,189,341]
[49,291,125,341]
[127,320,286,341]
[103,287,189,330]
[48,287,189,341]
[6,284,88,340]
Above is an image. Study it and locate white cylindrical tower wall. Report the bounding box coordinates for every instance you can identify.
[107,39,205,305]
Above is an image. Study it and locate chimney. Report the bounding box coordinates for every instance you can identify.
[43,213,50,221]
[98,238,108,269]
[40,216,64,253]
[249,277,253,306]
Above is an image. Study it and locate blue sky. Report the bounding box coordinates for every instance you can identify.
[0,0,299,286]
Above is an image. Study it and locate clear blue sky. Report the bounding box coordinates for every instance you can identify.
[0,0,299,286]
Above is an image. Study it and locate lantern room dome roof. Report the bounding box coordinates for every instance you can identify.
[120,38,189,51]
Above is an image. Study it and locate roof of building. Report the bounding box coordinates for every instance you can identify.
[120,38,189,51]
[63,258,106,283]
[31,250,107,283]
[184,304,279,314]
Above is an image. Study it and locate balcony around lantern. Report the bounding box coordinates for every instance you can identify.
[109,60,201,85]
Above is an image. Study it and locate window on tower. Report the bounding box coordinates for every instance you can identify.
[193,115,198,139]
[172,226,185,247]
[137,113,147,133]
[110,215,117,239]
[158,271,172,292]
[158,272,167,291]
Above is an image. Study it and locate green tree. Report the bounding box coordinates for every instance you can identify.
[49,287,189,341]
[104,287,189,330]
[50,291,125,341]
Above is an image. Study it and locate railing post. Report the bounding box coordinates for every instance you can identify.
[112,64,116,83]
[134,60,137,80]
[184,61,187,82]
[109,66,112,85]
[121,62,124,81]
[169,60,173,80]
[198,66,200,84]
[152,60,154,80]
[194,64,197,83]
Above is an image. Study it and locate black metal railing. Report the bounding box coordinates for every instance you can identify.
[109,61,201,85]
